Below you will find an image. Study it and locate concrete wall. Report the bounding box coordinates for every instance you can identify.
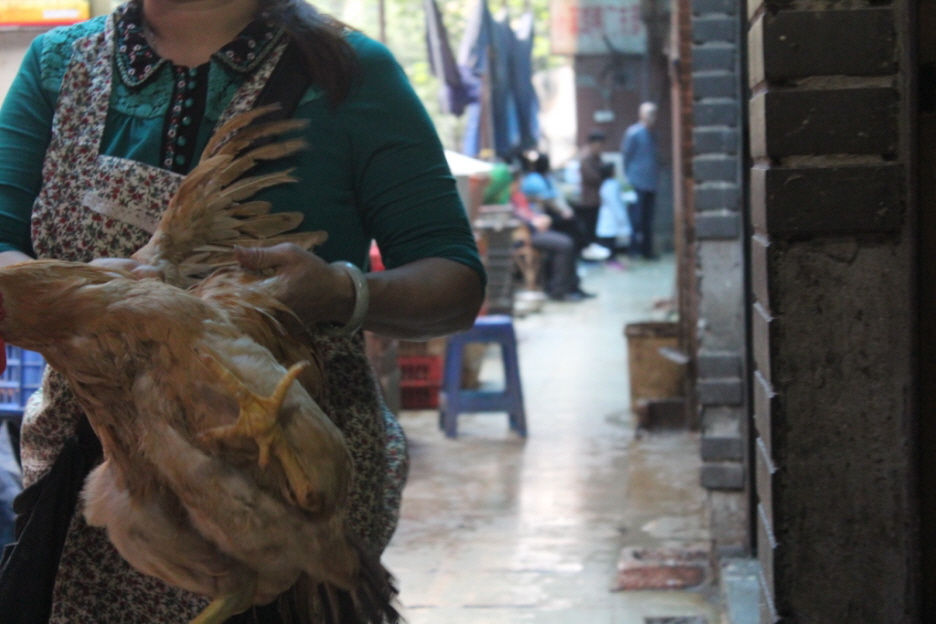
[746,3,918,622]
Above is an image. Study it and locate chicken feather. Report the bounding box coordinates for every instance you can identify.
[132,106,324,288]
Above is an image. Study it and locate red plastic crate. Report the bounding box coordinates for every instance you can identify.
[400,384,440,409]
[398,355,443,385]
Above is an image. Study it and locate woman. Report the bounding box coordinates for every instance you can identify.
[518,153,594,301]
[0,0,485,621]
[519,152,594,257]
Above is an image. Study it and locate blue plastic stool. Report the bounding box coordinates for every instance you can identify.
[440,315,527,438]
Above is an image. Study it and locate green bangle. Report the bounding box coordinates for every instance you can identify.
[323,260,369,336]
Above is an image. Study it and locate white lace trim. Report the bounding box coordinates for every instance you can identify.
[80,189,160,234]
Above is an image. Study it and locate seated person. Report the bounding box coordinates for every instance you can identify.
[519,152,589,253]
[511,176,594,302]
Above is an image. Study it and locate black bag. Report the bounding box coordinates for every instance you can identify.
[0,417,101,624]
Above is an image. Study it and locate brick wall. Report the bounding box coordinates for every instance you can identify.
[688,0,748,554]
[920,0,936,615]
[746,3,918,622]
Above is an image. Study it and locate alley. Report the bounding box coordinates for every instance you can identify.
[384,258,723,623]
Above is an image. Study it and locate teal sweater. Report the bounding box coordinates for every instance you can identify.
[0,17,484,280]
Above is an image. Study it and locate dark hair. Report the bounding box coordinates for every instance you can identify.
[263,0,360,106]
[534,153,551,174]
[600,162,615,180]
[587,130,606,143]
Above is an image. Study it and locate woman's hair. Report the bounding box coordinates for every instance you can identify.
[534,153,551,174]
[263,0,360,106]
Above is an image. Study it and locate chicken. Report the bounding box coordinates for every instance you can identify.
[0,108,399,624]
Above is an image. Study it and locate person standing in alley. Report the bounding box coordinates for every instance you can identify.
[577,130,611,261]
[621,102,660,260]
[596,162,631,270]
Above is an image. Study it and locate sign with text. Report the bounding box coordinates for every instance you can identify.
[0,0,88,27]
[550,0,647,56]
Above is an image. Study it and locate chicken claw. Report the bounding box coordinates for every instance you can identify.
[198,354,315,504]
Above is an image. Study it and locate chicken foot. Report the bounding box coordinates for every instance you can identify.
[197,355,315,505]
[190,576,257,624]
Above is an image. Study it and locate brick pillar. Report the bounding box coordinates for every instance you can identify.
[920,0,936,615]
[746,4,918,622]
[689,0,748,554]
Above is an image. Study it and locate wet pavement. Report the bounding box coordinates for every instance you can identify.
[384,256,724,623]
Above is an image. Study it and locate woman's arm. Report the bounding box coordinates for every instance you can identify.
[366,258,483,338]
[235,244,483,340]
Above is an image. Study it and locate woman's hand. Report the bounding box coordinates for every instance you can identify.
[234,244,356,328]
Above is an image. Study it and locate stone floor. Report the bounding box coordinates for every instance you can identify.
[383,256,725,623]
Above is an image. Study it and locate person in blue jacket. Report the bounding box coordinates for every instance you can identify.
[621,102,660,260]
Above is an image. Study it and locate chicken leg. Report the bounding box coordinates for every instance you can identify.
[190,576,256,624]
[197,354,315,504]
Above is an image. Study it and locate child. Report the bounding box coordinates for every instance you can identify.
[596,162,632,269]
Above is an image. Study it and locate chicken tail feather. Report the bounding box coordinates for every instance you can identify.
[277,534,401,624]
[347,541,401,624]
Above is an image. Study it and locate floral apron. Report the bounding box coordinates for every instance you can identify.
[19,10,408,623]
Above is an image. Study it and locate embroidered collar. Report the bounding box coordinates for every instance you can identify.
[114,0,284,88]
